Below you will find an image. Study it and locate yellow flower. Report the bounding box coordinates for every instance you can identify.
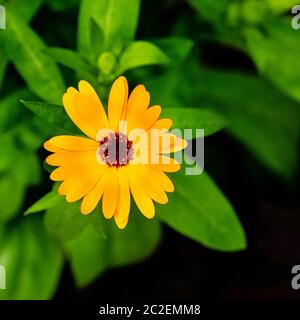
[44,77,187,229]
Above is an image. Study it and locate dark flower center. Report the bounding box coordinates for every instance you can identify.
[98,132,133,167]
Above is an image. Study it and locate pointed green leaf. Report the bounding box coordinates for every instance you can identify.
[7,0,43,21]
[267,0,299,15]
[64,225,108,287]
[0,216,62,299]
[21,100,80,135]
[45,47,96,75]
[65,210,161,287]
[198,69,300,181]
[0,135,42,223]
[0,11,65,104]
[0,172,25,223]
[44,198,89,242]
[117,41,170,75]
[188,0,231,22]
[25,188,61,215]
[162,108,228,137]
[0,0,43,91]
[90,18,105,60]
[0,89,32,134]
[153,36,194,62]
[246,18,300,103]
[78,0,141,55]
[158,162,246,251]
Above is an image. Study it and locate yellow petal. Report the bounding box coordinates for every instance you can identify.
[108,76,128,131]
[114,166,131,229]
[126,85,150,127]
[129,105,161,132]
[66,165,106,202]
[78,80,110,129]
[148,169,174,192]
[151,118,173,131]
[55,155,107,195]
[44,141,62,153]
[50,167,68,181]
[163,135,187,153]
[46,136,99,152]
[127,165,155,219]
[47,150,102,175]
[148,155,181,172]
[63,88,101,139]
[52,165,91,181]
[134,165,168,204]
[46,151,97,166]
[80,172,108,215]
[150,133,188,154]
[58,175,80,195]
[102,167,118,219]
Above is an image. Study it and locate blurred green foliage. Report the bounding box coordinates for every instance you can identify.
[0,0,299,299]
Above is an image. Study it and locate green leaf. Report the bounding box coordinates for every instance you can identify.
[0,10,65,104]
[25,188,61,215]
[107,209,161,268]
[45,47,96,75]
[162,108,228,137]
[90,18,105,60]
[21,100,81,135]
[7,0,44,21]
[188,0,231,22]
[189,0,276,27]
[77,0,95,61]
[0,0,43,91]
[0,134,42,223]
[117,41,170,75]
[78,0,141,55]
[63,224,108,287]
[158,162,246,251]
[16,150,42,186]
[0,172,25,223]
[92,0,140,50]
[44,198,89,242]
[143,62,199,109]
[267,0,299,15]
[87,209,107,239]
[0,136,17,172]
[16,119,46,150]
[246,18,300,102]
[0,89,32,134]
[153,36,194,62]
[198,69,300,181]
[0,216,62,299]
[65,210,161,287]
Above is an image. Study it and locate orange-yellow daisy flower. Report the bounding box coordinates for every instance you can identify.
[44,77,187,229]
